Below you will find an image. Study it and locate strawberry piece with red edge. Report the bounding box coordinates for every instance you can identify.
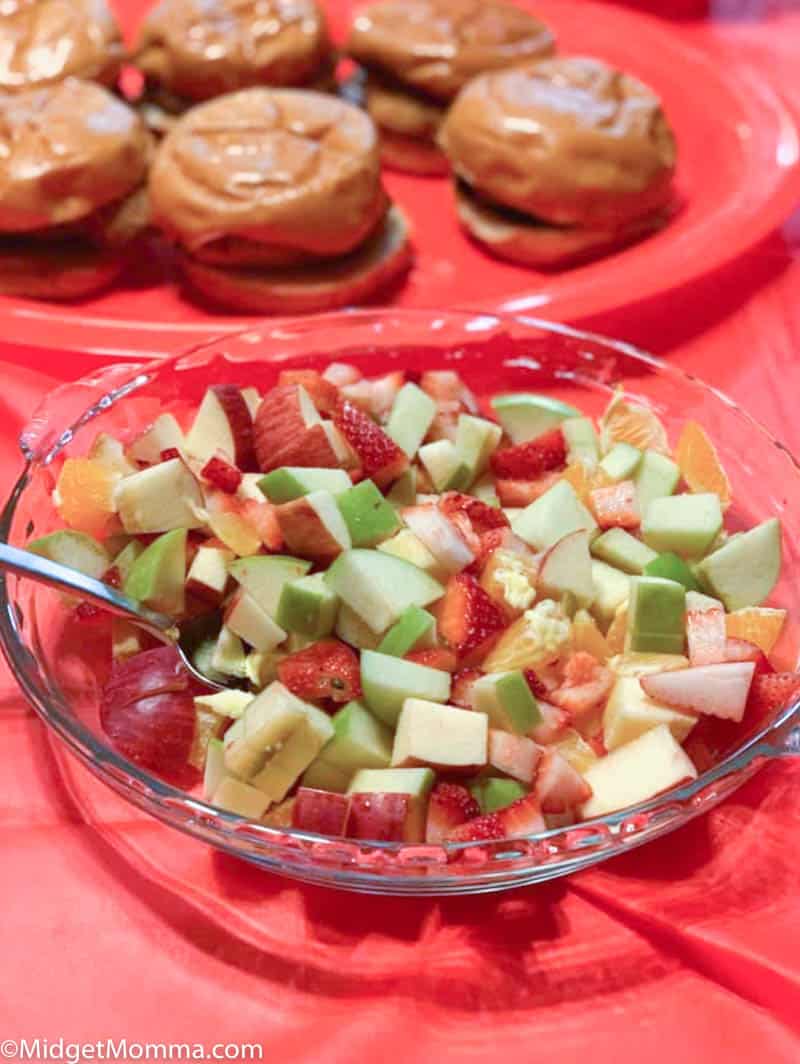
[529,701,570,744]
[201,452,243,494]
[278,370,340,415]
[534,748,592,813]
[451,668,482,709]
[495,473,562,508]
[725,637,773,676]
[687,604,727,666]
[160,447,181,462]
[490,428,567,480]
[589,481,640,530]
[278,639,361,704]
[448,792,545,842]
[439,493,509,536]
[437,572,507,665]
[426,782,480,843]
[240,498,283,551]
[550,652,614,717]
[332,398,408,488]
[405,647,458,673]
[747,671,800,717]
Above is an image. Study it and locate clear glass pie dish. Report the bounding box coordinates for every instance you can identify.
[1,308,799,896]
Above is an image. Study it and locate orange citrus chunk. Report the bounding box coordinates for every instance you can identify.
[571,609,609,660]
[725,607,786,654]
[599,390,670,456]
[55,458,117,539]
[605,606,628,655]
[675,420,732,508]
[561,462,612,506]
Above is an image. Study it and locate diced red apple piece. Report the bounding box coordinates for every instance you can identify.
[534,748,592,813]
[128,414,185,466]
[185,385,255,469]
[292,787,350,836]
[402,504,474,574]
[201,452,243,494]
[346,792,411,842]
[274,491,351,564]
[255,384,339,472]
[640,661,756,722]
[425,782,480,844]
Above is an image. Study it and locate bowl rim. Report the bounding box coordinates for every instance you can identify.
[2,307,799,872]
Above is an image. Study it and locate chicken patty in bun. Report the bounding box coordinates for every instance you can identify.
[149,88,412,312]
[0,79,152,299]
[439,57,677,265]
[346,0,555,174]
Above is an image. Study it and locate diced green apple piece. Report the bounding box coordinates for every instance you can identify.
[316,700,393,777]
[454,414,502,482]
[590,528,656,574]
[28,529,110,579]
[276,573,338,637]
[377,605,436,657]
[418,439,471,491]
[325,549,444,634]
[335,478,401,547]
[471,777,527,813]
[626,576,686,655]
[335,602,383,650]
[642,493,723,557]
[212,777,271,819]
[184,385,252,467]
[195,690,253,720]
[385,382,437,458]
[537,529,595,607]
[471,670,541,734]
[258,466,351,503]
[602,676,697,751]
[590,560,630,624]
[491,394,580,444]
[114,458,204,534]
[694,518,781,610]
[111,540,144,583]
[512,479,597,551]
[392,698,488,771]
[250,710,333,803]
[229,554,311,617]
[123,528,186,615]
[377,528,443,580]
[224,588,286,652]
[581,724,698,818]
[643,551,701,590]
[223,681,308,778]
[600,442,642,481]
[347,767,435,843]
[211,625,249,678]
[302,758,352,793]
[562,417,599,468]
[361,650,451,726]
[203,738,228,801]
[386,467,417,507]
[633,450,680,512]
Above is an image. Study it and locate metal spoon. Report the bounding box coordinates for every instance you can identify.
[0,542,225,691]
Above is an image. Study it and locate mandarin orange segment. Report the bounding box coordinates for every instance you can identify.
[55,458,117,539]
[725,607,786,654]
[561,461,612,506]
[599,391,670,456]
[675,420,732,508]
[605,606,628,655]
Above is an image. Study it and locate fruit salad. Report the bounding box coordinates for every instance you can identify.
[32,363,800,846]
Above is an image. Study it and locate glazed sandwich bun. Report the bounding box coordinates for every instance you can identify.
[0,0,125,94]
[439,58,677,265]
[149,88,412,312]
[136,0,334,134]
[346,0,555,174]
[0,79,152,299]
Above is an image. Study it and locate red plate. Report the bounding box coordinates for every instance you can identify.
[2,0,798,357]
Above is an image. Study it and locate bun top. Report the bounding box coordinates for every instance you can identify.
[137,0,332,102]
[149,89,388,260]
[439,58,677,227]
[0,0,124,93]
[0,80,152,232]
[347,0,554,101]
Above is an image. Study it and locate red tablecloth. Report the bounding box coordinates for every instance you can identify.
[2,3,800,1059]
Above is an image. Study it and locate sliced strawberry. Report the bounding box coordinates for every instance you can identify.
[419,370,478,413]
[589,481,640,530]
[496,793,545,838]
[343,371,405,419]
[724,637,774,677]
[495,473,562,508]
[278,369,340,415]
[687,605,727,666]
[201,452,243,494]
[439,493,509,536]
[437,572,507,665]
[277,639,361,704]
[160,447,181,462]
[451,668,482,709]
[529,700,570,744]
[747,671,800,716]
[426,782,480,843]
[404,647,458,673]
[534,749,592,813]
[550,652,614,717]
[332,398,408,488]
[523,669,550,700]
[490,428,567,480]
[488,729,542,783]
[447,811,505,842]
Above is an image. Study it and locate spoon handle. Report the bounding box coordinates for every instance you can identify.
[0,542,175,637]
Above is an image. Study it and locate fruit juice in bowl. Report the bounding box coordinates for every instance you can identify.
[2,309,800,896]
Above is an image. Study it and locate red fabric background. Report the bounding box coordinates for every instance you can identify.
[1,2,800,1059]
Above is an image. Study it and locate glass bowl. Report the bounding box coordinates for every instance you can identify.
[1,309,799,896]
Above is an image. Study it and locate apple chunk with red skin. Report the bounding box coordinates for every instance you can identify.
[115,458,204,534]
[292,788,350,836]
[185,384,255,470]
[391,698,488,773]
[255,384,340,472]
[640,661,755,722]
[274,490,352,564]
[537,529,595,607]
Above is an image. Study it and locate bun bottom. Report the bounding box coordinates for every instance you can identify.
[180,205,413,314]
[0,241,124,300]
[379,130,449,175]
[455,183,669,267]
